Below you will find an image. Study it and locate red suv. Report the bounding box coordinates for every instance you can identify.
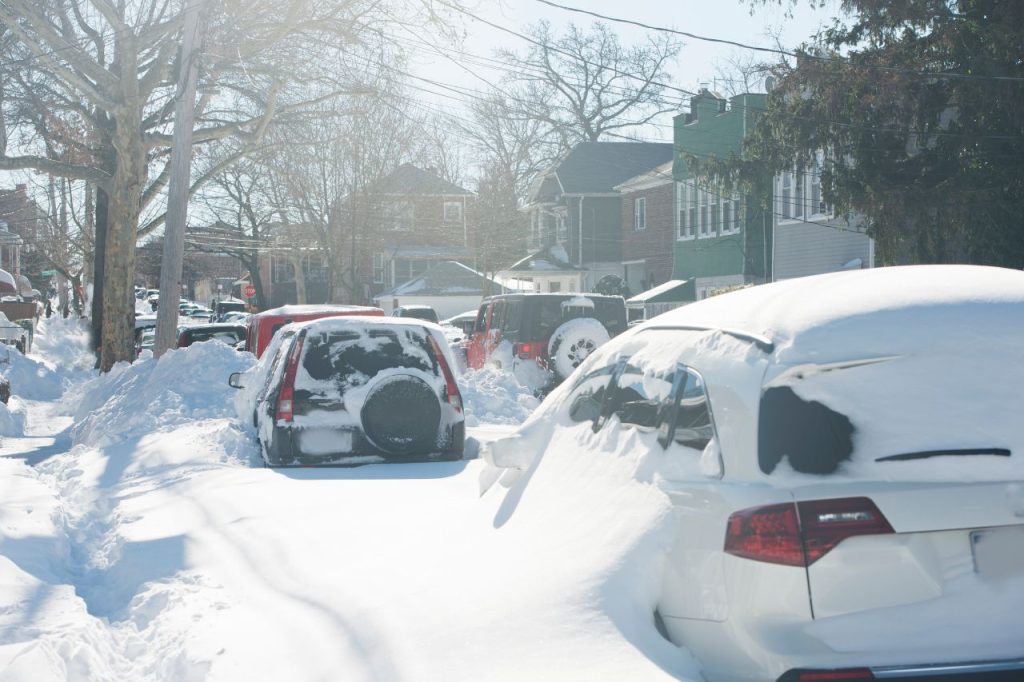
[465,293,627,384]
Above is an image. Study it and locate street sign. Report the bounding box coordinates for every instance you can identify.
[243,283,256,298]
[39,270,56,278]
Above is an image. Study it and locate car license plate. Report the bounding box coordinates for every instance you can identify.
[971,526,1024,580]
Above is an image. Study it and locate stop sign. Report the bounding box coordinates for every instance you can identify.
[243,284,256,298]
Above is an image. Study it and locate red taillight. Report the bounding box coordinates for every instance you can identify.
[725,497,893,567]
[725,502,805,566]
[515,342,535,359]
[177,332,187,348]
[781,668,875,681]
[427,335,462,413]
[275,334,305,422]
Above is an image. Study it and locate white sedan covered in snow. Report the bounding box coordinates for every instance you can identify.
[482,264,1024,682]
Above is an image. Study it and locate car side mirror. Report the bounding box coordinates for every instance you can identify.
[228,372,244,389]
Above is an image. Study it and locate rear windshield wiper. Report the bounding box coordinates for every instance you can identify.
[876,448,1010,462]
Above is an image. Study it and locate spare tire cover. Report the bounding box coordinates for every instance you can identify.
[547,317,610,379]
[360,374,441,456]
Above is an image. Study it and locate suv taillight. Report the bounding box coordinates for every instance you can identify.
[514,342,538,360]
[428,335,462,413]
[725,497,893,567]
[275,334,305,422]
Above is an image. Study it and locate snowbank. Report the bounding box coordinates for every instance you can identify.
[0,346,67,401]
[459,367,539,426]
[71,341,254,448]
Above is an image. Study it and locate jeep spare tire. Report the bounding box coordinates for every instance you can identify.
[360,374,441,457]
[547,318,610,379]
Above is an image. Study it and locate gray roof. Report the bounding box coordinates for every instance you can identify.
[530,142,674,202]
[368,164,473,196]
[376,260,507,298]
[504,247,583,274]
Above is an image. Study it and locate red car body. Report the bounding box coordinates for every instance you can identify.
[245,304,384,358]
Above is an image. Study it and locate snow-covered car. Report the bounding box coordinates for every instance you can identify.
[465,293,627,387]
[229,316,465,466]
[392,305,440,324]
[481,265,1024,682]
[177,323,246,349]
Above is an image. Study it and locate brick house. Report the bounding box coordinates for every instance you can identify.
[364,164,476,301]
[614,161,675,296]
[0,184,47,279]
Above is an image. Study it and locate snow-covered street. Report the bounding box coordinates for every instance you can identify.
[0,319,696,681]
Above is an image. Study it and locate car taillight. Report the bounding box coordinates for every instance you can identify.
[725,497,893,567]
[779,668,875,682]
[177,332,187,348]
[725,502,805,567]
[428,335,462,413]
[275,334,305,423]
[515,342,535,359]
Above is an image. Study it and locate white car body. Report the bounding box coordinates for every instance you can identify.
[482,265,1024,682]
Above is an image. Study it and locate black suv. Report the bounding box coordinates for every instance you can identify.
[464,293,627,383]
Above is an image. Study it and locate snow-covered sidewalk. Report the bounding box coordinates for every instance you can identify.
[0,321,696,682]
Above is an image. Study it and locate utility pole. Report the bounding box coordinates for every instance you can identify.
[153,0,206,357]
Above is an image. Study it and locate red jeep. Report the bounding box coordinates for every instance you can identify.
[465,293,627,384]
[245,304,384,358]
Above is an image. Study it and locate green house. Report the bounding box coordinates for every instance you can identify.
[672,90,773,298]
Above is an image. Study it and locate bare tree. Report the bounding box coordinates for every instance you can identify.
[498,21,682,151]
[712,50,771,98]
[0,0,443,370]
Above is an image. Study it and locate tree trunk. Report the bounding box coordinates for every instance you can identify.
[91,187,108,360]
[290,251,307,304]
[100,111,146,372]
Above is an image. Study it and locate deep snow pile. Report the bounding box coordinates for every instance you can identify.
[459,366,540,426]
[69,340,255,448]
[0,319,701,681]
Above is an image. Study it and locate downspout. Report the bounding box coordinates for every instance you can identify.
[578,196,585,290]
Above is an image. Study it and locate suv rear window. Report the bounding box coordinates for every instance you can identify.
[297,327,438,393]
[523,296,626,340]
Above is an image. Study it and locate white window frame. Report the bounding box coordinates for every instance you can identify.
[443,200,463,223]
[634,197,646,231]
[781,172,792,220]
[698,186,712,238]
[373,252,388,284]
[793,169,804,219]
[720,195,742,235]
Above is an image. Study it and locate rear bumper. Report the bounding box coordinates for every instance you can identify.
[265,421,464,465]
[779,658,1024,681]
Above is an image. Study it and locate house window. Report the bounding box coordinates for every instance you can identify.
[721,195,742,235]
[634,197,646,231]
[443,201,463,223]
[373,253,388,284]
[811,167,822,215]
[793,170,804,219]
[556,212,568,243]
[698,186,711,238]
[548,281,561,293]
[709,193,720,237]
[781,173,792,219]
[384,201,414,231]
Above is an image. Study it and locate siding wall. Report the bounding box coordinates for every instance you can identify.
[773,218,872,280]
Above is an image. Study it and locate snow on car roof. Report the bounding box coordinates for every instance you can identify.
[287,314,444,333]
[647,265,1024,364]
[257,304,382,317]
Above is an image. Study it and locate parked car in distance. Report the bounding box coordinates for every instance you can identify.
[465,293,627,385]
[481,265,1024,682]
[392,305,440,324]
[230,316,464,466]
[443,309,477,333]
[244,304,385,358]
[177,323,246,349]
[136,327,156,355]
[214,299,247,321]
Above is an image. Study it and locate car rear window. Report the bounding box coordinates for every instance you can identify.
[297,327,439,394]
[186,328,244,345]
